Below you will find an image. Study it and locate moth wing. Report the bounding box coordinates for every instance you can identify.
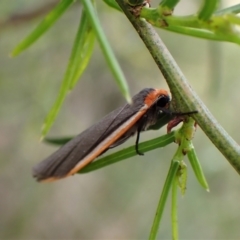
[33,105,139,181]
[33,88,152,181]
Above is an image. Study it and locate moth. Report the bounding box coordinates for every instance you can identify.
[33,88,196,182]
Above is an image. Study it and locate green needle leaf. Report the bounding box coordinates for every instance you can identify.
[171,174,179,240]
[198,0,218,21]
[187,145,209,191]
[149,160,180,240]
[69,10,95,89]
[140,4,240,45]
[80,0,131,102]
[80,131,175,173]
[11,0,74,56]
[41,10,94,138]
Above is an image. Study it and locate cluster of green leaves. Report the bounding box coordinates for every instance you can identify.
[89,118,209,240]
[140,1,240,44]
[11,0,240,239]
[46,115,209,240]
[11,0,240,138]
[12,0,131,138]
[149,118,208,240]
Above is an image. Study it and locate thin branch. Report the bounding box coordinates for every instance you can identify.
[115,0,240,174]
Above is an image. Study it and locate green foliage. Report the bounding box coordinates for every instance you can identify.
[12,0,240,137]
[198,0,218,20]
[149,159,180,240]
[80,0,131,103]
[80,131,175,173]
[187,145,209,190]
[42,9,95,137]
[140,1,240,44]
[45,131,175,173]
[12,0,131,138]
[148,118,209,239]
[11,0,240,239]
[103,0,122,11]
[11,0,74,56]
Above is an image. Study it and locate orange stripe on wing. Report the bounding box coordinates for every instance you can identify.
[66,106,150,176]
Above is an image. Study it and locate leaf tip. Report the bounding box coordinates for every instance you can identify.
[41,124,47,140]
[126,93,132,104]
[10,49,18,57]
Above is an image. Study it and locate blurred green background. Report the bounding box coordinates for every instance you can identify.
[1,0,240,239]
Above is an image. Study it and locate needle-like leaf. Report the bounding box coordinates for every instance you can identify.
[80,0,131,102]
[11,0,74,56]
[41,10,94,138]
[80,131,175,173]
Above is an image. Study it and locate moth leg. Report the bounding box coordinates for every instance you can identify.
[135,115,147,156]
[135,129,144,156]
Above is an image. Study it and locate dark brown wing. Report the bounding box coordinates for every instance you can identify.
[33,88,154,181]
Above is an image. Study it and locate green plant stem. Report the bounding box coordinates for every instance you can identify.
[171,174,178,240]
[163,26,240,44]
[115,0,240,174]
[140,8,240,44]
